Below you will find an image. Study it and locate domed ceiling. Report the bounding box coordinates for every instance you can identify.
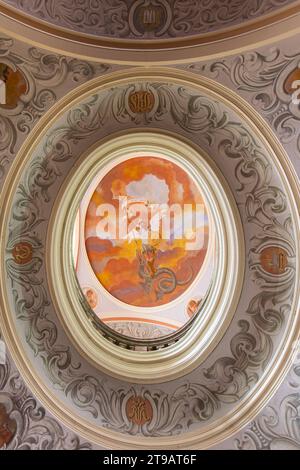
[1,0,296,39]
[0,0,300,452]
[1,0,300,63]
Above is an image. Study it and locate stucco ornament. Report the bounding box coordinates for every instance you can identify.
[235,356,300,450]
[0,71,299,449]
[2,0,295,38]
[0,333,92,450]
[190,48,300,155]
[0,36,110,184]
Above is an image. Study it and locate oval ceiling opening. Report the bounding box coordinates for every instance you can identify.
[72,153,216,342]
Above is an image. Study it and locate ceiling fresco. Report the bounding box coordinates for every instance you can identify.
[0,3,300,452]
[74,154,214,339]
[84,156,209,308]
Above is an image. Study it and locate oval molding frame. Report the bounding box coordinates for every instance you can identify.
[47,131,244,383]
[0,68,300,449]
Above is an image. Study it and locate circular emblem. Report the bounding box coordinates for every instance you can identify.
[126,395,153,425]
[12,242,33,265]
[187,298,202,318]
[0,404,16,449]
[284,66,300,94]
[260,246,288,275]
[129,0,172,37]
[128,90,155,114]
[0,63,27,108]
[132,0,166,33]
[82,286,98,309]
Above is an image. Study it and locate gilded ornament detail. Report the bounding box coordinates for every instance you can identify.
[126,395,153,426]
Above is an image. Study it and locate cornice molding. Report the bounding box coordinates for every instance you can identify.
[0,2,300,64]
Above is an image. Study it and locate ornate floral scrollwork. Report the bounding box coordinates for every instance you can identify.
[106,321,174,339]
[4,81,296,436]
[0,332,91,450]
[191,48,300,155]
[0,36,110,184]
[2,0,295,38]
[236,393,300,450]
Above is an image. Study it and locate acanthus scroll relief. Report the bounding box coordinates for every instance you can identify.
[187,44,300,162]
[0,36,111,185]
[0,31,299,447]
[0,333,93,449]
[2,0,296,39]
[232,355,300,450]
[4,80,296,437]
